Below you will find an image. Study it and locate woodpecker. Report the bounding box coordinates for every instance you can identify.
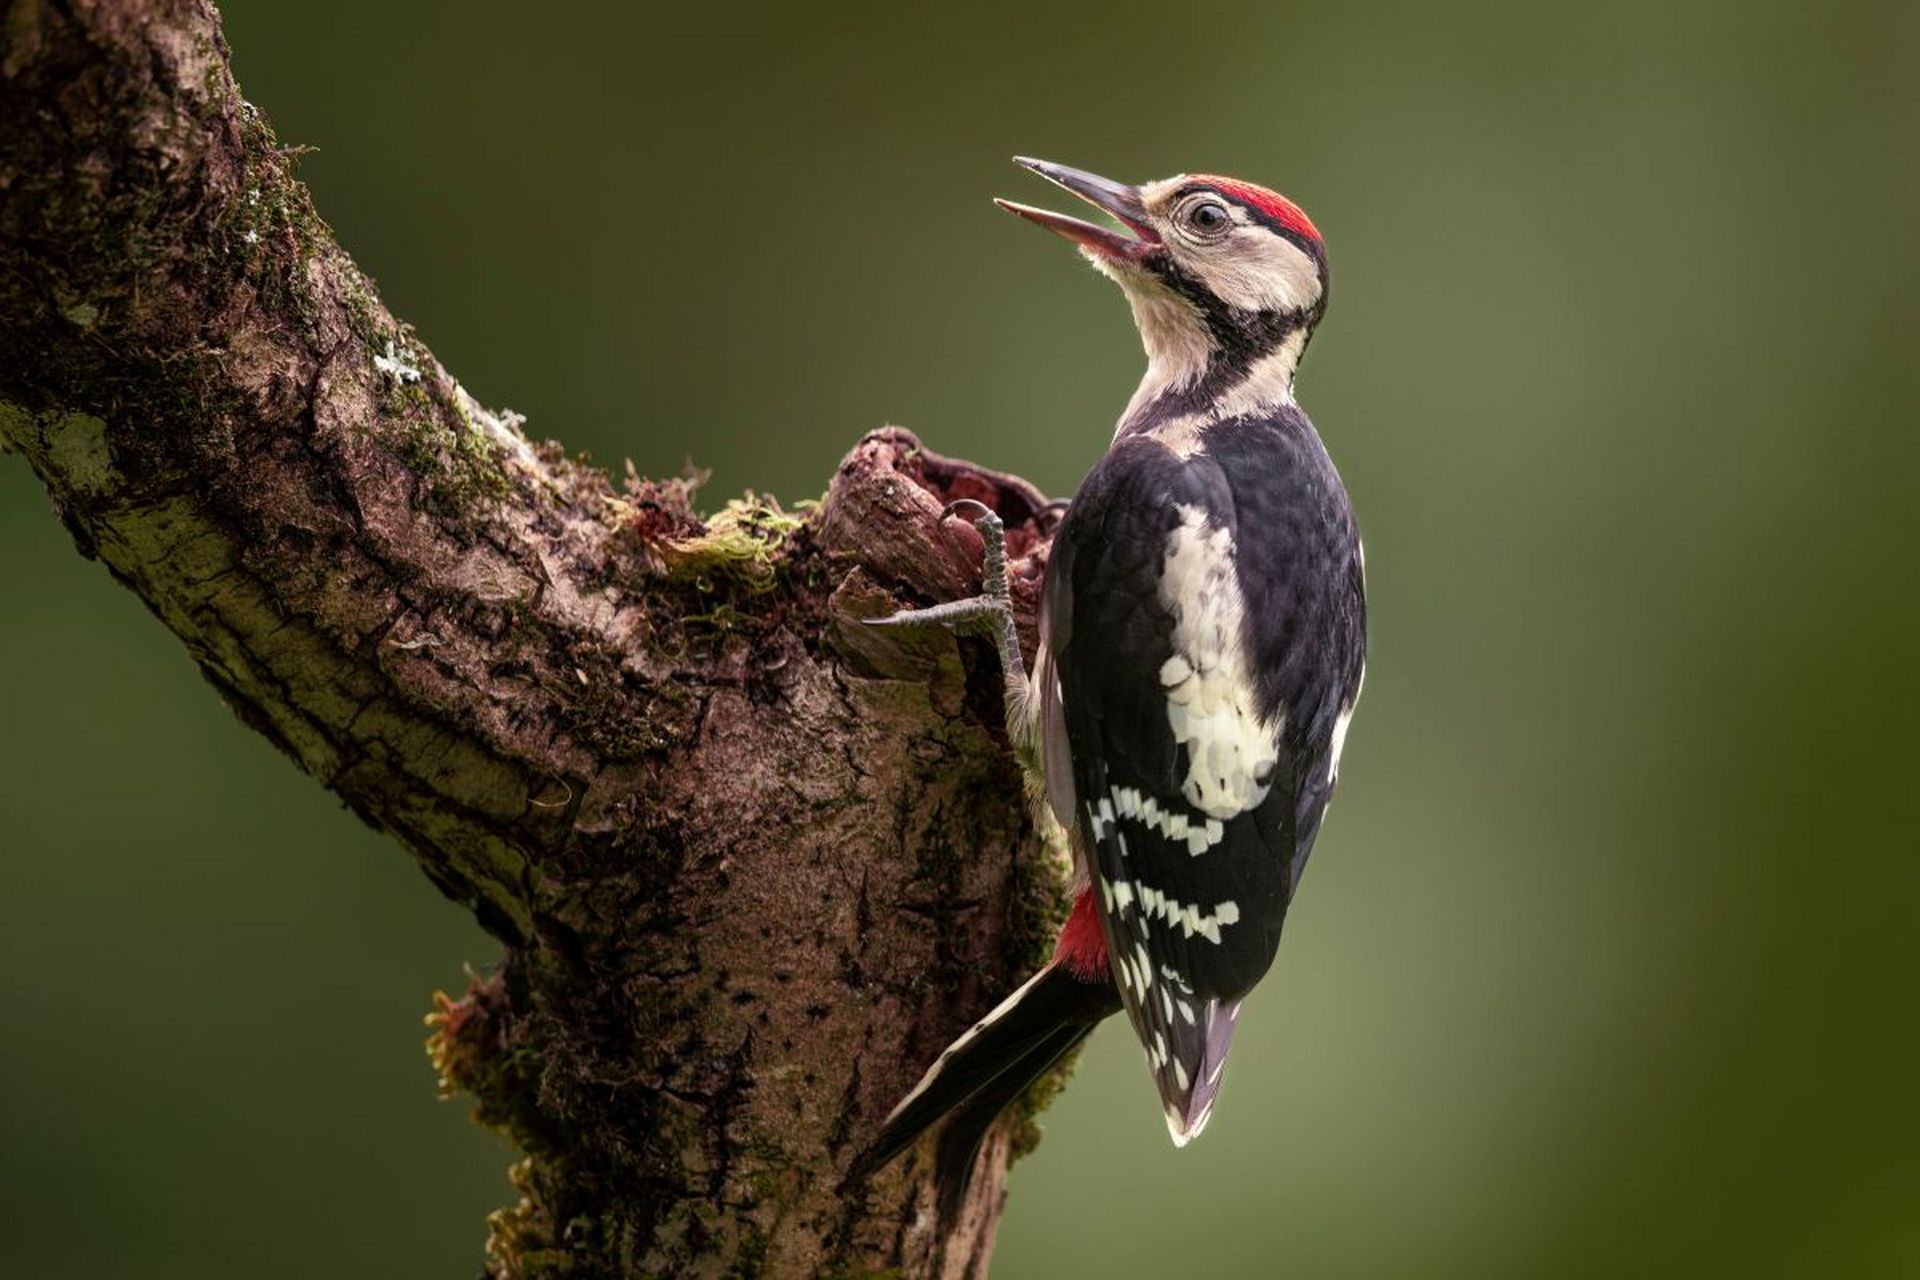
[853,158,1366,1207]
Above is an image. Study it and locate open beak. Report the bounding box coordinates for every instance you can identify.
[995,157,1160,262]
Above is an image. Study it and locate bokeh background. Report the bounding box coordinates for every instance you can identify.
[4,1,1917,1275]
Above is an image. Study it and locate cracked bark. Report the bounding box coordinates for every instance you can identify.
[0,3,1074,1275]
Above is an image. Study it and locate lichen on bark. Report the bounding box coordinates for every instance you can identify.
[0,2,1082,1275]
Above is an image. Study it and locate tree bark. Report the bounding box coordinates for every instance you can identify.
[0,3,1072,1275]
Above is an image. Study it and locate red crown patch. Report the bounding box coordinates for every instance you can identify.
[1198,177,1321,244]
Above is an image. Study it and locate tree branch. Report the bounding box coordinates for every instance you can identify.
[0,3,1069,1274]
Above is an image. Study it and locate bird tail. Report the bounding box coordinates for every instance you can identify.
[929,1017,1096,1223]
[846,960,1120,1208]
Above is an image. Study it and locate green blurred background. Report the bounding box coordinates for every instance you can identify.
[4,1,1917,1275]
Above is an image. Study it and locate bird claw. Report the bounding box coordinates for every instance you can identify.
[940,497,997,527]
[863,502,1013,634]
[864,501,1030,748]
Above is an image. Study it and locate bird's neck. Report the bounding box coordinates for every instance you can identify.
[1117,325,1310,445]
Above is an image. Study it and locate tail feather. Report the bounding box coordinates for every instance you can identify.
[848,962,1120,1185]
[932,1020,1093,1225]
[1162,996,1242,1147]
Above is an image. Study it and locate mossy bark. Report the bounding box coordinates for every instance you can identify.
[0,3,1073,1275]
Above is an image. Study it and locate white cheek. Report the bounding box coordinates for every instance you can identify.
[1188,234,1320,315]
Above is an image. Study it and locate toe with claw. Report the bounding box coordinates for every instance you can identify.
[865,500,1013,633]
[866,498,1032,743]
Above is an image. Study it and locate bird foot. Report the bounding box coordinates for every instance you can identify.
[864,499,1014,637]
[865,499,1030,732]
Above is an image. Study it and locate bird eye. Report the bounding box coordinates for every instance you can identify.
[1182,198,1232,238]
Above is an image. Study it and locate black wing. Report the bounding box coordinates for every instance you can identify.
[1046,412,1364,1140]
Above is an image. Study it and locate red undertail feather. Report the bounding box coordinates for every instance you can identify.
[1053,887,1108,981]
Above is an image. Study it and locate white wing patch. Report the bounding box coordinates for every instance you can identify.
[1091,785,1226,854]
[1159,504,1281,819]
[1328,702,1356,784]
[1134,883,1241,944]
[1328,658,1365,784]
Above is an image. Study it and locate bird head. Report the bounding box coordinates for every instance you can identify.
[997,157,1328,423]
